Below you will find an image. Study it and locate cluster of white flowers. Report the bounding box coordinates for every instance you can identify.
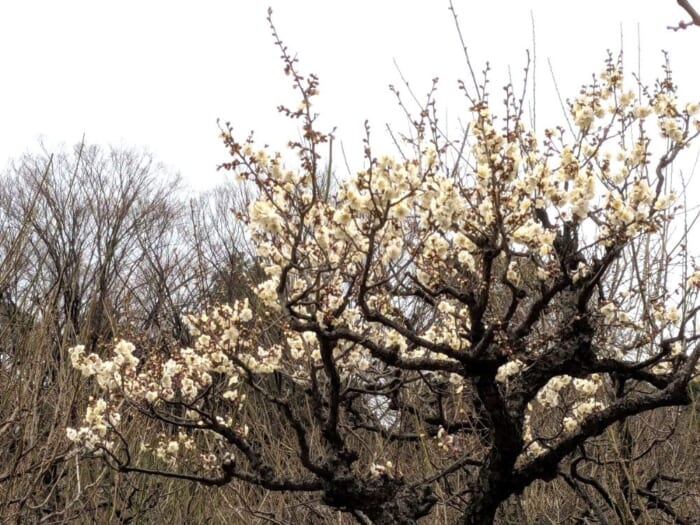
[69,340,139,390]
[652,361,673,375]
[562,417,578,433]
[525,440,547,458]
[156,432,196,464]
[436,426,455,453]
[687,269,700,288]
[369,460,394,478]
[67,300,256,452]
[572,400,606,421]
[523,373,605,451]
[573,376,602,396]
[137,430,201,467]
[535,375,573,408]
[653,305,681,326]
[66,397,118,451]
[249,200,285,234]
[495,359,525,383]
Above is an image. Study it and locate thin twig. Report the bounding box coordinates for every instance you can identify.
[669,0,700,30]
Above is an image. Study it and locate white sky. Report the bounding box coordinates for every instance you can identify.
[1,1,698,192]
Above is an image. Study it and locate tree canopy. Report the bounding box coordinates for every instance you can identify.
[63,12,700,525]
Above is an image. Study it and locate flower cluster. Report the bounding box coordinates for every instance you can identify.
[66,397,119,451]
[67,300,256,452]
[369,460,395,479]
[495,360,526,383]
[522,373,606,457]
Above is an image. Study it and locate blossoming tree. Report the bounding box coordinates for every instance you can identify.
[67,14,700,525]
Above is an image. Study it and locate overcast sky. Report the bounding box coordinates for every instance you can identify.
[1,1,698,191]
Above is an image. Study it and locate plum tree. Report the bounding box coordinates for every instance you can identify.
[67,11,700,525]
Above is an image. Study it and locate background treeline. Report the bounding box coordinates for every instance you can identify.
[0,143,697,524]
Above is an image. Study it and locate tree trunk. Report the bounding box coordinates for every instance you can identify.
[460,497,500,525]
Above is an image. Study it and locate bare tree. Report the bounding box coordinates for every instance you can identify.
[0,143,187,523]
[185,181,259,306]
